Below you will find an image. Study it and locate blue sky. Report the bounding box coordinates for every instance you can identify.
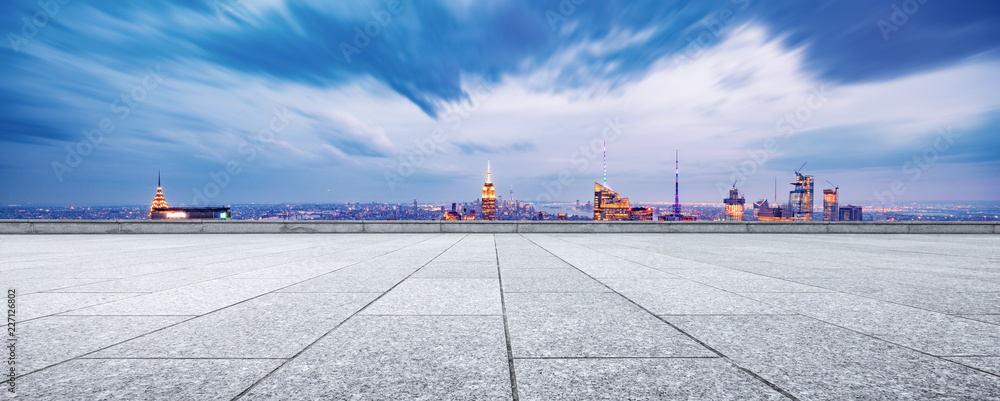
[2,0,999,206]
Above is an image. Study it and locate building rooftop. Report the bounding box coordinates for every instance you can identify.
[5,233,1000,399]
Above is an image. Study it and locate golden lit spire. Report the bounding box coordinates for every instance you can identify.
[486,159,492,184]
[149,172,169,218]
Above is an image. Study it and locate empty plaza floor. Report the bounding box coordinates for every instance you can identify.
[3,233,1000,400]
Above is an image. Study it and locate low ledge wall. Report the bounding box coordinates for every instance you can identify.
[0,220,997,234]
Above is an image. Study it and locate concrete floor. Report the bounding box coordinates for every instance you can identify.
[3,233,1000,400]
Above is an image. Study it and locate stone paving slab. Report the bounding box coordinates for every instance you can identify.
[514,358,787,401]
[3,233,999,400]
[19,315,191,374]
[505,293,715,358]
[240,315,512,400]
[15,359,283,400]
[746,292,1000,356]
[669,315,1000,399]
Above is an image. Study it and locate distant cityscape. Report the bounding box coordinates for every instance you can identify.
[2,163,997,222]
[3,147,997,222]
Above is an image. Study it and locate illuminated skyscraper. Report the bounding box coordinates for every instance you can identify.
[149,171,168,218]
[823,189,839,221]
[593,183,651,221]
[723,185,745,221]
[789,170,814,221]
[481,161,497,220]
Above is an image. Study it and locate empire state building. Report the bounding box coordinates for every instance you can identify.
[481,161,497,221]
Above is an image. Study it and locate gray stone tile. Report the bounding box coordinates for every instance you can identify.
[603,279,785,315]
[65,278,297,316]
[670,315,1000,399]
[278,267,414,293]
[91,293,376,359]
[505,293,713,358]
[362,278,502,315]
[18,292,145,320]
[747,292,1000,356]
[15,359,282,400]
[240,316,512,401]
[514,358,786,401]
[501,268,610,293]
[18,315,191,374]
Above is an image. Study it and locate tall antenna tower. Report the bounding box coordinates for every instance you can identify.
[602,141,607,187]
[673,150,681,215]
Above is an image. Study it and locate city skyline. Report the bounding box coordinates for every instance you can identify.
[2,1,1000,206]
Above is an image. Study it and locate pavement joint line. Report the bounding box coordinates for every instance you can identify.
[229,233,468,401]
[78,357,290,360]
[522,233,802,401]
[559,234,1000,379]
[494,234,520,401]
[513,356,722,360]
[13,234,447,381]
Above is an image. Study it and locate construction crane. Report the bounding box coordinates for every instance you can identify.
[826,180,839,194]
[795,162,808,174]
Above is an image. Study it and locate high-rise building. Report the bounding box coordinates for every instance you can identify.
[149,172,168,218]
[823,189,839,221]
[789,171,814,221]
[148,173,230,220]
[840,205,862,221]
[592,183,651,221]
[481,161,496,220]
[723,185,745,221]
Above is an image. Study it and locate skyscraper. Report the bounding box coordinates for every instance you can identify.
[724,185,745,221]
[593,183,651,221]
[481,160,497,220]
[149,171,168,218]
[823,189,839,221]
[789,170,814,221]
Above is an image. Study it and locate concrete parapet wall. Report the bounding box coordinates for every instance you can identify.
[0,220,996,234]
